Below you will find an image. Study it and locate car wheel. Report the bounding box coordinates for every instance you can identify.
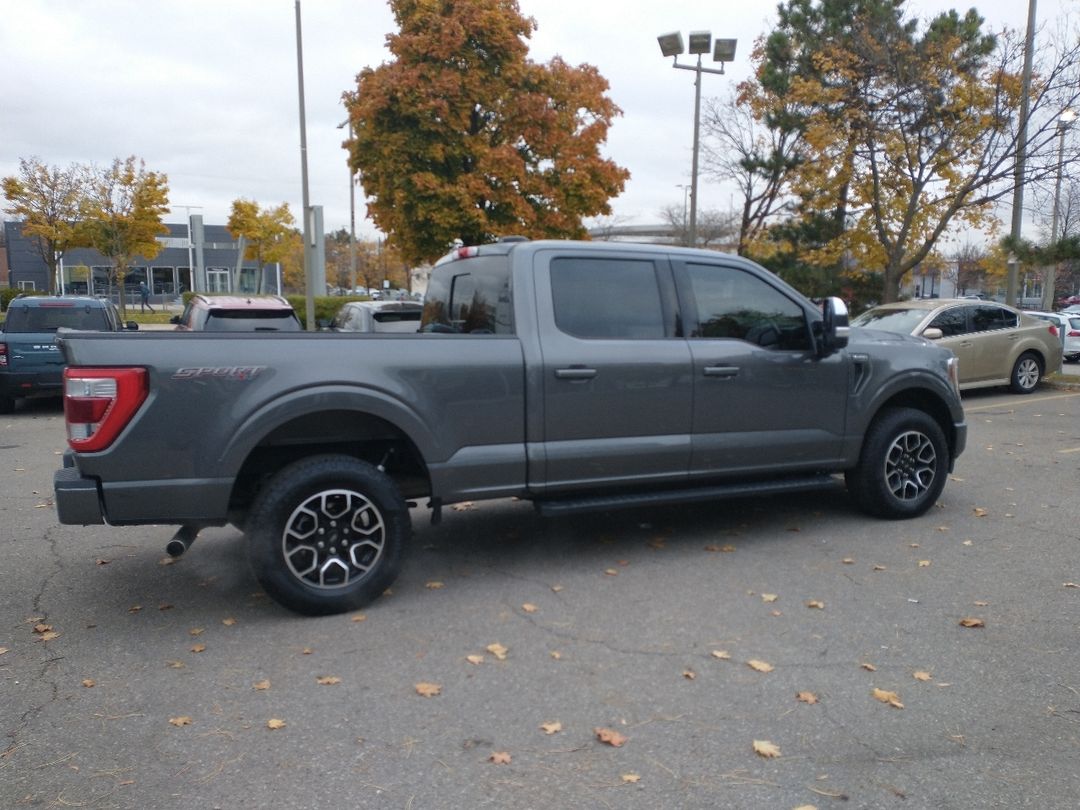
[1009,352,1042,394]
[845,407,948,519]
[246,454,411,615]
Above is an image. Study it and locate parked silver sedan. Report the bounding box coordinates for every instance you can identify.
[851,299,1063,393]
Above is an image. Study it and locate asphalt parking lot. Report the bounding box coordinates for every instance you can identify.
[3,382,1080,809]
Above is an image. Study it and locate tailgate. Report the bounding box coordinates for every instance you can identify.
[3,333,64,373]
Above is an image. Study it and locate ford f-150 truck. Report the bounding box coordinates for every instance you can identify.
[53,239,967,615]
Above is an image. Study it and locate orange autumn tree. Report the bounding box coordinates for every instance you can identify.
[344,0,629,266]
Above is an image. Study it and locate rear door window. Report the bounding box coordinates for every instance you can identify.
[421,256,512,334]
[550,257,665,339]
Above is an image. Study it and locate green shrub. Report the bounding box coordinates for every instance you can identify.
[2,288,47,312]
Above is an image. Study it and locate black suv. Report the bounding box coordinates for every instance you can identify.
[0,295,138,413]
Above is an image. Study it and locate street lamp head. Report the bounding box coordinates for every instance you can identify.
[1060,108,1077,127]
[688,30,712,55]
[657,31,684,58]
[712,38,737,63]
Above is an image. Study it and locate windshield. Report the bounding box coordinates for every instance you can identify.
[3,302,111,333]
[851,307,927,335]
[203,310,302,332]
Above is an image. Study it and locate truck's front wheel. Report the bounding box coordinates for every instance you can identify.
[845,407,948,519]
[246,455,411,615]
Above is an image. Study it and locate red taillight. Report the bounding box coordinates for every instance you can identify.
[63,368,148,452]
[1048,324,1060,337]
[0,343,7,368]
[1069,330,1080,337]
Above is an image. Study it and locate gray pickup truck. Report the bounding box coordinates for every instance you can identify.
[54,239,966,614]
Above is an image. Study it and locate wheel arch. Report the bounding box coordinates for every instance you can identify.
[862,386,959,466]
[220,387,436,521]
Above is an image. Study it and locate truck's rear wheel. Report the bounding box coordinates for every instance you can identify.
[246,455,410,615]
[845,407,948,519]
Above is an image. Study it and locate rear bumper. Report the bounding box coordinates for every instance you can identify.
[0,369,63,398]
[54,467,105,525]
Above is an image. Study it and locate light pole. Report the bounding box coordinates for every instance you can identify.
[658,30,736,248]
[1043,108,1076,311]
[337,117,359,295]
[295,0,315,330]
[676,183,690,244]
[1006,0,1038,306]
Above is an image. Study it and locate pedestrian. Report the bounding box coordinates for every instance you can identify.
[139,280,154,313]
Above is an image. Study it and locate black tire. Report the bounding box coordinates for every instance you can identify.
[1009,351,1042,394]
[845,407,949,519]
[246,454,411,615]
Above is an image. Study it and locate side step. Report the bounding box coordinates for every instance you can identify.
[534,473,844,518]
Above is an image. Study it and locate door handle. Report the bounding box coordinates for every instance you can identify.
[555,367,597,380]
[703,366,739,378]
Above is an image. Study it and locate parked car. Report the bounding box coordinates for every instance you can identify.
[171,294,302,331]
[0,294,138,413]
[1023,310,1072,359]
[327,300,423,333]
[1061,304,1080,316]
[851,299,1063,393]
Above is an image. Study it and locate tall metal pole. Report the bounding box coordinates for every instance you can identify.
[295,0,315,330]
[689,54,703,248]
[1007,0,1038,307]
[347,122,358,294]
[1043,118,1070,310]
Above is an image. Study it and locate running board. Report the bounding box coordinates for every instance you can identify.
[534,473,844,518]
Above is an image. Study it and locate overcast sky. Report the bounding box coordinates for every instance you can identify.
[1,0,1073,244]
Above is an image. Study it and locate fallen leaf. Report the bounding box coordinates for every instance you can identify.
[771,610,783,616]
[1064,583,1079,589]
[873,565,886,571]
[158,556,175,566]
[166,660,185,669]
[0,647,8,656]
[486,643,508,660]
[128,605,143,613]
[594,727,628,747]
[489,751,511,764]
[465,654,484,665]
[762,593,779,603]
[32,623,52,634]
[81,679,95,688]
[267,718,286,730]
[973,507,988,517]
[683,669,696,680]
[913,671,933,681]
[415,682,442,697]
[550,584,564,593]
[963,539,974,546]
[302,648,314,655]
[521,603,539,613]
[425,581,444,590]
[452,501,476,511]
[350,614,367,623]
[937,526,949,532]
[95,559,110,566]
[711,650,731,660]
[796,691,818,704]
[621,773,641,783]
[918,560,931,568]
[752,739,781,758]
[806,600,824,609]
[647,537,666,549]
[861,662,877,672]
[35,631,60,642]
[169,716,193,727]
[973,600,989,606]
[872,687,904,709]
[604,568,619,576]
[316,675,342,685]
[190,643,206,653]
[550,651,562,660]
[909,543,920,548]
[189,628,204,636]
[222,617,237,626]
[793,806,818,810]
[540,721,562,735]
[253,679,270,691]
[747,659,774,673]
[959,617,985,628]
[841,557,855,564]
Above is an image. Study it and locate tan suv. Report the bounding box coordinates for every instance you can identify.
[170,294,302,332]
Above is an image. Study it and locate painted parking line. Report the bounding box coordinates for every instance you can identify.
[964,391,1080,413]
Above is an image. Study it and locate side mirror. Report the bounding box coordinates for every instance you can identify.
[922,327,943,340]
[818,296,850,355]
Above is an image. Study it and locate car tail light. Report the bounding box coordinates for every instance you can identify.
[64,368,148,452]
[1069,330,1080,337]
[0,342,7,368]
[1048,324,1060,337]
